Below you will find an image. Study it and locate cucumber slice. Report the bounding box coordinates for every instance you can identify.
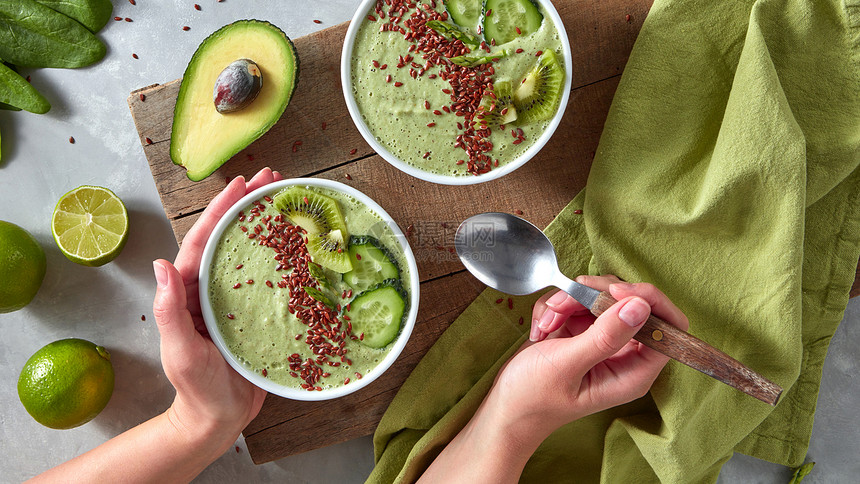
[346,282,407,349]
[343,235,400,292]
[483,0,543,46]
[444,0,483,31]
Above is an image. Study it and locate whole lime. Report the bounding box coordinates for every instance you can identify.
[18,338,115,429]
[0,220,47,313]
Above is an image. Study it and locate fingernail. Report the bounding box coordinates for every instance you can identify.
[618,297,649,327]
[538,310,554,331]
[611,282,635,292]
[545,290,568,307]
[529,321,540,341]
[153,261,168,288]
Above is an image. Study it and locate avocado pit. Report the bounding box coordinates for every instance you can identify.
[213,59,263,113]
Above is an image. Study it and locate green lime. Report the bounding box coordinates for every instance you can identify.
[51,185,129,267]
[18,338,115,429]
[0,220,47,313]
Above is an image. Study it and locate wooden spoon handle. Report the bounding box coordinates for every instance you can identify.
[591,292,782,406]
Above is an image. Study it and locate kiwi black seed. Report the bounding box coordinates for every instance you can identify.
[512,50,564,125]
[272,187,354,273]
[476,81,518,128]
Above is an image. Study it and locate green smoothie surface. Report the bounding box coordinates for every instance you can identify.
[351,1,565,176]
[208,185,411,392]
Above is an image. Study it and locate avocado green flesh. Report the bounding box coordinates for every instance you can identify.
[171,20,299,181]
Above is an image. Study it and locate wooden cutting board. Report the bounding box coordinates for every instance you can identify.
[127,0,859,465]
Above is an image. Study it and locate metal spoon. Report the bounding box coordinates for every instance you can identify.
[454,212,782,406]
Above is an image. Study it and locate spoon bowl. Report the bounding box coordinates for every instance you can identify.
[454,212,559,296]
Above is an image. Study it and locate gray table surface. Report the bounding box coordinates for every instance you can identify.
[0,1,856,483]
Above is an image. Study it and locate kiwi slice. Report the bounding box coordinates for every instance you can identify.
[272,187,354,273]
[512,50,564,125]
[476,81,517,128]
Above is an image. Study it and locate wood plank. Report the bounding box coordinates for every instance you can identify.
[243,270,486,463]
[127,0,653,232]
[169,76,618,288]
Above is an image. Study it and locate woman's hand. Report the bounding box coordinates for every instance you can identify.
[496,275,689,438]
[32,169,284,483]
[421,275,688,483]
[152,168,281,447]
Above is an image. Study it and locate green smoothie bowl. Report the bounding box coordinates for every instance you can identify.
[199,179,420,401]
[342,0,573,185]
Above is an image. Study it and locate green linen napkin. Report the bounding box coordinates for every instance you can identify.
[368,0,860,482]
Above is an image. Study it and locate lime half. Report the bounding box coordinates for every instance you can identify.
[51,186,129,267]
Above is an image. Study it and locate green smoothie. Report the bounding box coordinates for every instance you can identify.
[207,185,411,391]
[350,1,565,176]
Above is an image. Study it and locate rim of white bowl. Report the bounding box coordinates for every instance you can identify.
[198,178,420,401]
[341,0,573,186]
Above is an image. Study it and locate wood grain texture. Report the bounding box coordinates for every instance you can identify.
[592,292,783,406]
[127,0,857,465]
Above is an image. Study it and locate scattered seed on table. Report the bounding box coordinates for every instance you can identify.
[194,4,201,10]
[145,137,153,145]
[626,14,632,22]
[350,148,358,155]
[114,16,122,21]
[69,136,75,144]
[182,26,190,31]
[141,315,146,321]
[345,173,352,180]
[314,19,322,24]
[321,121,327,130]
[125,17,132,22]
[139,93,146,101]
[129,0,136,5]
[514,209,523,215]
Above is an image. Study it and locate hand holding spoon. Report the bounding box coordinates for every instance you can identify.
[454,212,782,406]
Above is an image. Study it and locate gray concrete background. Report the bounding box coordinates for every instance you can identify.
[0,1,856,482]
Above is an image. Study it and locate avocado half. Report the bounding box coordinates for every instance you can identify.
[170,20,299,181]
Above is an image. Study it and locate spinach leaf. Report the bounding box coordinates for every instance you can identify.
[0,61,50,113]
[34,0,113,33]
[0,0,106,68]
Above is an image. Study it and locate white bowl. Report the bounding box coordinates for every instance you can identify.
[341,0,573,185]
[198,178,420,401]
